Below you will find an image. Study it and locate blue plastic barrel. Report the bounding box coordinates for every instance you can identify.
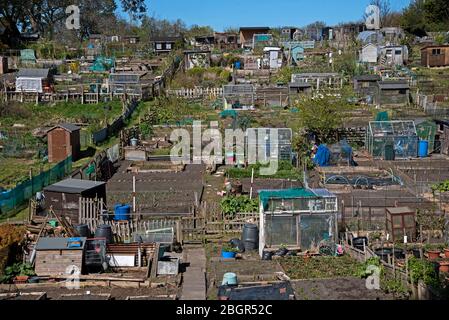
[418,140,429,158]
[234,61,241,69]
[114,204,131,221]
[222,273,238,286]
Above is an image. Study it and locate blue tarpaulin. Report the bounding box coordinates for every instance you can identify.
[313,145,331,167]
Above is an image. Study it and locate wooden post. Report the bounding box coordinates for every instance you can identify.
[132,175,136,214]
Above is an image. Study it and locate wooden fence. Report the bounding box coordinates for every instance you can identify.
[2,84,151,105]
[167,87,223,100]
[77,197,258,243]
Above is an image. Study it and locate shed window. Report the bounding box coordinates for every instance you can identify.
[166,43,172,50]
[395,50,402,55]
[432,49,441,55]
[156,43,162,50]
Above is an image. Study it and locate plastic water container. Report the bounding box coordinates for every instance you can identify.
[114,204,131,221]
[418,140,429,158]
[222,273,238,286]
[242,224,259,251]
[130,138,138,147]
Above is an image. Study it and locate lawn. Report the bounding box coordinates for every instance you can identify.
[0,100,123,131]
[0,158,52,190]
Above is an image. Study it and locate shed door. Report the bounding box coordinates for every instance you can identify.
[52,129,68,161]
[299,215,332,250]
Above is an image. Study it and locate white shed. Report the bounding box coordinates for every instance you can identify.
[263,47,282,70]
[15,68,51,93]
[360,44,378,63]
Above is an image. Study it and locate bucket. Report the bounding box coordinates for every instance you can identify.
[418,140,429,158]
[74,224,90,238]
[222,273,238,286]
[221,251,237,259]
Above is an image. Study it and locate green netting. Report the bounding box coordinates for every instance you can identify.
[0,156,72,217]
[220,110,238,119]
[89,56,115,72]
[259,188,316,209]
[20,49,36,62]
[375,111,389,122]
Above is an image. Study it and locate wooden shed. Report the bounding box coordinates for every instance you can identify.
[34,237,87,276]
[151,36,183,54]
[421,45,449,68]
[15,68,52,93]
[353,74,381,97]
[239,27,270,48]
[385,207,416,242]
[43,179,106,221]
[46,124,80,163]
[375,81,410,107]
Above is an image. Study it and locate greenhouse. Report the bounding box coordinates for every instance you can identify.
[258,188,338,255]
[223,84,255,110]
[366,121,418,159]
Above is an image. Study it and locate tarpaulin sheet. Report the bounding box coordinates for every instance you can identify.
[313,145,331,167]
[15,78,43,93]
[218,282,295,300]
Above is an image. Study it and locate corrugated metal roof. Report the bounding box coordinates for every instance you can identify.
[36,237,87,250]
[17,68,49,78]
[354,75,381,81]
[109,73,140,84]
[223,84,254,95]
[378,81,409,90]
[239,27,270,31]
[44,179,106,194]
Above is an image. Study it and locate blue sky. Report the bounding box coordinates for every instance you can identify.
[118,0,411,31]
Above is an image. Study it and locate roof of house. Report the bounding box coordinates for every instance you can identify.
[421,44,449,50]
[386,207,413,214]
[240,27,270,32]
[44,179,106,194]
[47,123,80,133]
[354,75,381,81]
[35,237,87,251]
[151,36,183,42]
[378,81,410,90]
[17,68,50,78]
